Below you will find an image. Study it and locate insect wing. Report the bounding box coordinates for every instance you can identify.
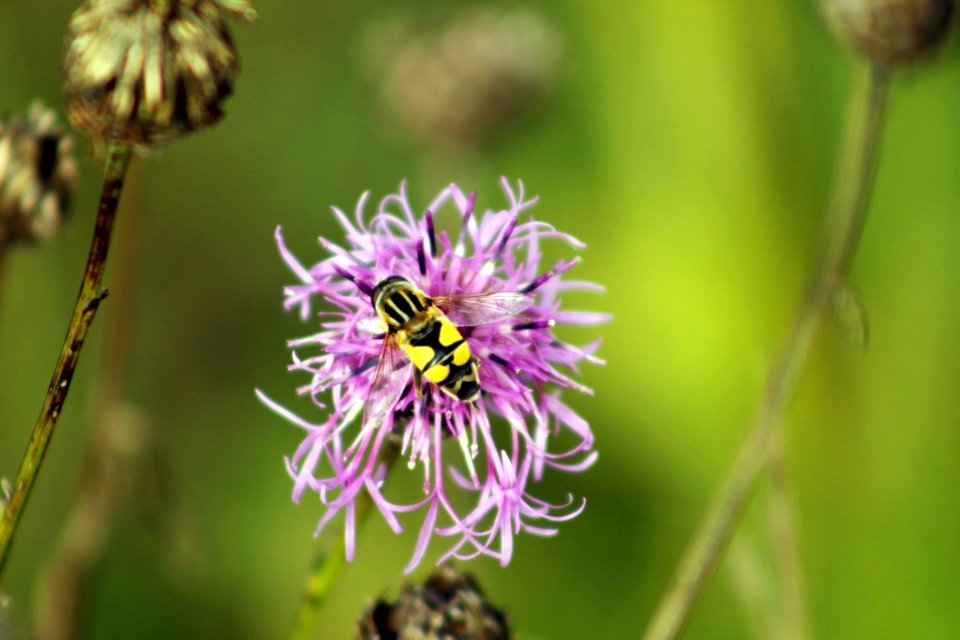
[358,335,410,434]
[433,291,533,327]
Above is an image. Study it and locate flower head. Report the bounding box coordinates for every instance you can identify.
[356,564,513,640]
[365,7,563,149]
[260,179,607,570]
[63,0,256,148]
[0,102,78,248]
[823,0,955,64]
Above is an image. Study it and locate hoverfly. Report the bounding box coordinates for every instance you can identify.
[359,275,532,429]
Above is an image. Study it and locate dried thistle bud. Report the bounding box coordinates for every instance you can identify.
[365,7,563,149]
[356,565,512,640]
[0,102,78,248]
[824,0,955,64]
[62,0,256,148]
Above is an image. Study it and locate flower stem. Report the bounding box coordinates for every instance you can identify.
[766,430,810,640]
[35,161,146,639]
[287,513,357,640]
[0,142,133,579]
[642,61,890,640]
[288,444,399,640]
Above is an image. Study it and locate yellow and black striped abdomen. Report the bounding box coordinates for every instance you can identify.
[372,276,481,402]
[399,310,480,402]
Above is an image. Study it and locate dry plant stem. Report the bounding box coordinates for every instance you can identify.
[35,161,145,639]
[289,445,399,640]
[0,143,133,578]
[642,62,890,640]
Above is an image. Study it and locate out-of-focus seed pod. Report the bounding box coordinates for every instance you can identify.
[823,0,955,64]
[0,102,78,248]
[62,0,256,148]
[356,565,512,640]
[365,7,563,149]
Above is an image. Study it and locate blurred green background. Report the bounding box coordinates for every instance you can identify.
[2,1,960,638]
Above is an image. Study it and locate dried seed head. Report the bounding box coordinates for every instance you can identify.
[62,0,256,148]
[0,102,78,248]
[824,0,955,64]
[356,565,512,640]
[365,7,563,149]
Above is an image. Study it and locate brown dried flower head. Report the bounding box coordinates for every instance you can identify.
[63,0,256,148]
[356,565,512,640]
[0,102,78,248]
[824,0,955,64]
[366,7,563,149]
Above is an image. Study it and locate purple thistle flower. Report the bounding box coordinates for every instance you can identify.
[258,178,608,571]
